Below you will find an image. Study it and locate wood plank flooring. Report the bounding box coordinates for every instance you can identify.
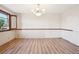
[0,38,79,54]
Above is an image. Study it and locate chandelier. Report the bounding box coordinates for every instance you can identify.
[32,4,46,16]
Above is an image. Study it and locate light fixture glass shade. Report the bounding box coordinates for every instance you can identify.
[32,4,46,16]
[35,12,42,16]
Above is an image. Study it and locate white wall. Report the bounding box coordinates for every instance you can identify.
[16,13,61,38]
[61,6,79,46]
[0,31,15,46]
[21,13,61,28]
[0,5,16,46]
[16,30,61,38]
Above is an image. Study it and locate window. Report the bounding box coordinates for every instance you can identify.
[0,10,10,32]
[11,15,17,30]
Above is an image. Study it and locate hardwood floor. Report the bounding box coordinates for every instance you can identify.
[0,38,79,54]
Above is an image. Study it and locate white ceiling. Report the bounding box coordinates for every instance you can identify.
[2,4,78,14]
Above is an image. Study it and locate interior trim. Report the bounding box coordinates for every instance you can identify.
[16,28,73,31]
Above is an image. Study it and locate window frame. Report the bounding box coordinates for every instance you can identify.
[0,10,11,32]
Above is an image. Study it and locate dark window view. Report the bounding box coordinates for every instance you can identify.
[0,11,9,31]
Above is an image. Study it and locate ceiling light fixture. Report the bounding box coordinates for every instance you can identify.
[32,4,46,16]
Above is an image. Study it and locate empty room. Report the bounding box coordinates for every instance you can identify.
[0,4,79,54]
